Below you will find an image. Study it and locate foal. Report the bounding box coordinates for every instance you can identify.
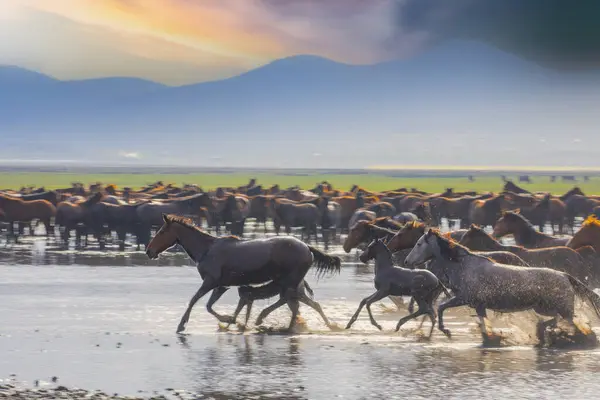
[345,238,449,337]
[227,279,334,329]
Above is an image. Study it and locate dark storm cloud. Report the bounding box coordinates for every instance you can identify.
[396,0,600,69]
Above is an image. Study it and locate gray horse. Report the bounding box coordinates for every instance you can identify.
[404,229,600,345]
[345,238,450,337]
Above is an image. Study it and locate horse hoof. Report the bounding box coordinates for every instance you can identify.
[442,329,452,339]
[176,326,186,334]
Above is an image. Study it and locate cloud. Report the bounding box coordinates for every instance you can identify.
[3,0,419,83]
[119,151,141,159]
[395,0,600,69]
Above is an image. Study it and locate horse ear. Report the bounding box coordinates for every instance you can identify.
[162,214,170,224]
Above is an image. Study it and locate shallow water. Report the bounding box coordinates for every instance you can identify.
[1,225,599,399]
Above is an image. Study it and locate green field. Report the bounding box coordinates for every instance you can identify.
[1,172,600,194]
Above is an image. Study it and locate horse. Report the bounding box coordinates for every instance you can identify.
[404,229,600,346]
[459,224,595,284]
[493,211,571,248]
[0,193,56,242]
[386,221,530,267]
[268,197,321,242]
[55,192,105,248]
[228,279,334,330]
[468,194,509,229]
[212,194,250,237]
[145,214,341,333]
[247,195,271,234]
[347,209,376,230]
[567,215,600,253]
[518,194,551,232]
[345,238,449,337]
[135,193,213,247]
[343,220,398,253]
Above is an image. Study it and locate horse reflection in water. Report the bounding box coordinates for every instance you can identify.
[404,229,600,346]
[145,214,341,333]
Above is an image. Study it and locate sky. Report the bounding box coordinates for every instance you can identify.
[1,1,599,85]
[0,0,412,85]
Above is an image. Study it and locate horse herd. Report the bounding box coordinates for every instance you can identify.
[1,179,599,251]
[4,178,600,345]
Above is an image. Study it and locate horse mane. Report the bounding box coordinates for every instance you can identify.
[367,238,393,258]
[582,214,600,229]
[371,216,403,229]
[165,214,239,239]
[429,229,472,262]
[402,220,425,232]
[465,224,502,245]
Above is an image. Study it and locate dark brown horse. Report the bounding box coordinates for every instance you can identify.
[519,194,551,232]
[493,211,571,248]
[55,192,105,247]
[459,224,594,284]
[268,197,321,242]
[145,214,341,333]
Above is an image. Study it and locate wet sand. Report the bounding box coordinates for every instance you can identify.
[1,227,599,399]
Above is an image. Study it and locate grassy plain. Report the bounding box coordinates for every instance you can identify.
[1,172,600,194]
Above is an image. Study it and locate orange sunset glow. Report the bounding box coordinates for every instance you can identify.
[1,0,405,84]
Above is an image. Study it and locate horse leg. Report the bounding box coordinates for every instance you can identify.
[536,317,558,347]
[255,297,287,326]
[390,296,405,310]
[177,279,218,333]
[346,292,375,329]
[242,300,254,329]
[43,219,52,238]
[475,305,492,340]
[364,289,390,330]
[395,301,428,332]
[205,286,236,324]
[286,290,301,331]
[299,293,332,329]
[437,296,466,338]
[226,296,250,330]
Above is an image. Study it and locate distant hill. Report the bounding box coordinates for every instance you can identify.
[1,40,599,167]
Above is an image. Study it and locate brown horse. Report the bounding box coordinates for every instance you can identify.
[468,194,508,229]
[518,194,551,232]
[386,221,530,267]
[459,224,594,284]
[493,211,571,248]
[567,215,600,253]
[145,214,341,333]
[0,193,56,241]
[343,220,399,253]
[55,192,105,247]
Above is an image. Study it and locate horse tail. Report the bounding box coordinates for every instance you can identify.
[567,274,600,319]
[308,245,341,278]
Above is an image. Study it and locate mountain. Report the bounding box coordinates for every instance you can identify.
[1,40,599,168]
